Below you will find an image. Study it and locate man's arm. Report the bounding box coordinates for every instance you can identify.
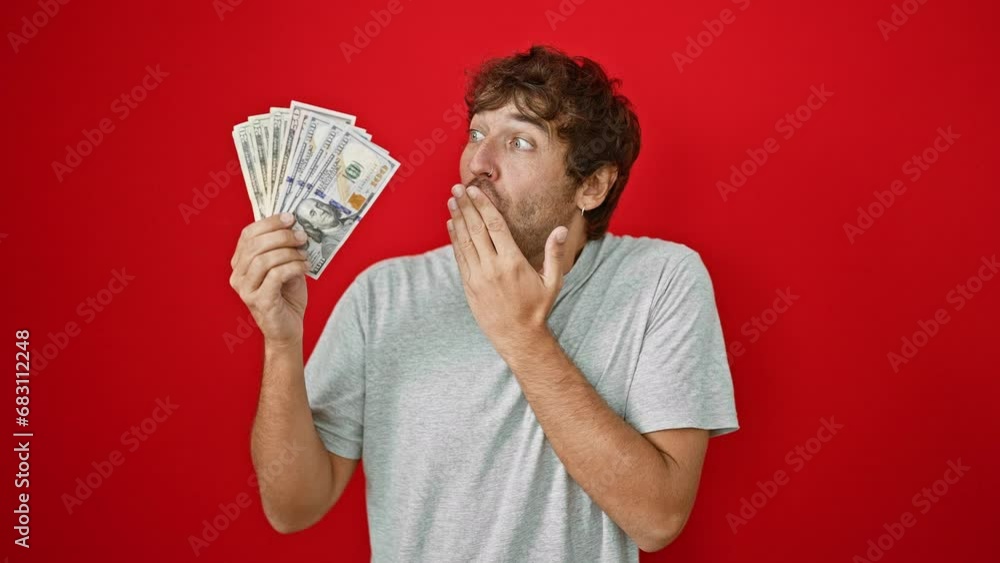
[228,213,359,534]
[443,184,728,551]
[250,341,359,534]
[501,330,708,553]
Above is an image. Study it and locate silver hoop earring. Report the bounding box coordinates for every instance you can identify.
[580,206,586,217]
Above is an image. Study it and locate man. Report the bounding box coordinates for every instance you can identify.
[229,45,738,562]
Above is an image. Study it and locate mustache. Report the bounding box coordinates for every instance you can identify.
[467,176,494,192]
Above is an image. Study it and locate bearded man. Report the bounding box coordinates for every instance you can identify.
[229,44,739,562]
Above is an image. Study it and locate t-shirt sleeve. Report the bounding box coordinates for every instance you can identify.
[623,251,739,438]
[303,276,369,459]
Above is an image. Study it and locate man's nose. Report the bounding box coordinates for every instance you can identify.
[468,137,499,179]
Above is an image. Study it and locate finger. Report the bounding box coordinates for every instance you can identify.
[448,187,480,269]
[232,213,296,269]
[542,226,569,290]
[465,185,519,259]
[258,260,308,299]
[446,218,470,282]
[244,247,309,293]
[235,228,308,276]
[452,184,495,261]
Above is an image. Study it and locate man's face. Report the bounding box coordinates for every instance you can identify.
[459,101,578,260]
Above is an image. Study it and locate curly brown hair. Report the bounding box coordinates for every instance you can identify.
[464,44,641,240]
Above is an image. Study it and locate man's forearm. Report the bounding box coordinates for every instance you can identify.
[251,339,336,533]
[497,329,685,551]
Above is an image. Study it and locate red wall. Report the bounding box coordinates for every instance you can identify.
[3,0,997,561]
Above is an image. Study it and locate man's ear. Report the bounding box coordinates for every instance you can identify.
[578,164,619,210]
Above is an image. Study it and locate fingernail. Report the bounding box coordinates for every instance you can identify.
[448,198,458,210]
[467,186,479,199]
[299,249,309,258]
[280,212,293,224]
[556,228,567,243]
[452,185,464,198]
[294,230,307,241]
[447,219,454,231]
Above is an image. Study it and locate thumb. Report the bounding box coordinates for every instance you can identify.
[542,226,569,289]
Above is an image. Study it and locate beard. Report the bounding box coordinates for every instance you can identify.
[467,176,578,260]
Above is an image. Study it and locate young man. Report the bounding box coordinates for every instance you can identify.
[229,45,739,562]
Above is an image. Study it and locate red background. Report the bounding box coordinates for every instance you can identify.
[3,0,998,561]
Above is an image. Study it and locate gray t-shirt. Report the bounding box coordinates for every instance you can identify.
[304,232,739,562]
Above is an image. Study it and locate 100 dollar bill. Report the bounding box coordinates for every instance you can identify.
[288,130,399,279]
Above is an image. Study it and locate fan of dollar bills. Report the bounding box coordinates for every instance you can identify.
[232,101,400,279]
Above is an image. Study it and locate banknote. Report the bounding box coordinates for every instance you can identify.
[232,102,398,279]
[284,117,368,212]
[232,125,266,220]
[295,128,393,213]
[279,115,327,213]
[289,130,400,279]
[276,102,358,212]
[247,114,272,215]
[268,107,289,211]
[271,108,305,214]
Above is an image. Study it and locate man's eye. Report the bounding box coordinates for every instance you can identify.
[511,137,534,150]
[469,129,484,142]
